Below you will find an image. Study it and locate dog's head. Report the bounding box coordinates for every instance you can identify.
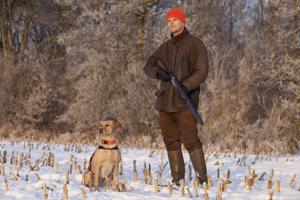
[97,120,114,135]
[96,117,123,146]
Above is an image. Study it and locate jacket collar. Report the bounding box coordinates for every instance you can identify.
[171,27,189,44]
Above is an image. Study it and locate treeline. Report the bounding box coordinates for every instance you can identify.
[0,0,299,153]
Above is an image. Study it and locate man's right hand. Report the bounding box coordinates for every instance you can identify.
[156,68,171,82]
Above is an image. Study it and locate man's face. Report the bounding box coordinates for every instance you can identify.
[167,18,184,35]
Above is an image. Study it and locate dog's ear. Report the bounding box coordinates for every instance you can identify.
[111,119,121,132]
[106,120,114,128]
[113,119,124,141]
[96,121,103,129]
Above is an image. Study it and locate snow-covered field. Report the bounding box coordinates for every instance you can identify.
[0,140,299,200]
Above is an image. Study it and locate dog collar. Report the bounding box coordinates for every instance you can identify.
[100,139,116,145]
[97,145,119,150]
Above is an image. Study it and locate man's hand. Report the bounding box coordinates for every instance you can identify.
[156,68,171,82]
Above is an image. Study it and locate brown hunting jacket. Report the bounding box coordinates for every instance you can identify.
[143,28,209,112]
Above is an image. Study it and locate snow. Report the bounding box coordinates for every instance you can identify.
[0,140,299,200]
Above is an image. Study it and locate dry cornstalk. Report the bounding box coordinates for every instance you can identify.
[4,178,9,191]
[289,174,296,188]
[267,175,273,189]
[70,155,74,163]
[76,164,81,174]
[133,160,138,181]
[13,174,19,181]
[221,178,227,192]
[193,179,199,197]
[35,172,41,181]
[81,187,86,200]
[258,172,266,181]
[43,183,48,200]
[46,152,54,167]
[160,150,164,173]
[3,150,7,164]
[207,175,212,189]
[275,179,280,193]
[248,165,252,176]
[66,170,70,184]
[195,177,199,187]
[252,170,257,179]
[63,183,68,200]
[167,180,172,196]
[69,164,73,175]
[270,168,274,178]
[55,162,60,173]
[29,162,35,171]
[226,169,231,180]
[203,182,209,200]
[188,164,192,181]
[148,163,152,185]
[0,164,5,176]
[83,159,87,171]
[143,162,148,184]
[180,179,185,196]
[217,181,222,200]
[74,158,77,169]
[148,149,156,157]
[10,153,14,165]
[159,162,168,178]
[268,191,274,200]
[186,186,192,198]
[268,153,272,161]
[16,165,20,177]
[35,160,40,171]
[154,178,160,192]
[224,169,232,185]
[245,175,254,191]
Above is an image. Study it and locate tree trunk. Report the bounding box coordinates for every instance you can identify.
[18,0,32,63]
[0,0,13,58]
[267,1,276,55]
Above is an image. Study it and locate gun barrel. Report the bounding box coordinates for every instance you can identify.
[170,77,204,125]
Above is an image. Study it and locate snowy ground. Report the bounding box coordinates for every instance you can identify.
[0,140,299,200]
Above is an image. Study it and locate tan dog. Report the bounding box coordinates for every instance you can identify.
[82,118,123,190]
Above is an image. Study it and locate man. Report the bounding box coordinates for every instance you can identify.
[143,8,209,185]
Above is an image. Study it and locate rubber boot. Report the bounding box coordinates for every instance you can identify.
[167,150,185,186]
[189,148,207,184]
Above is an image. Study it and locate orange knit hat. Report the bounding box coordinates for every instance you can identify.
[165,8,186,24]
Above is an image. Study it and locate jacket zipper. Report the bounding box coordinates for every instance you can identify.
[172,46,179,109]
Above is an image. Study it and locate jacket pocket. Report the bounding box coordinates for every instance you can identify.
[154,88,165,111]
[174,89,186,108]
